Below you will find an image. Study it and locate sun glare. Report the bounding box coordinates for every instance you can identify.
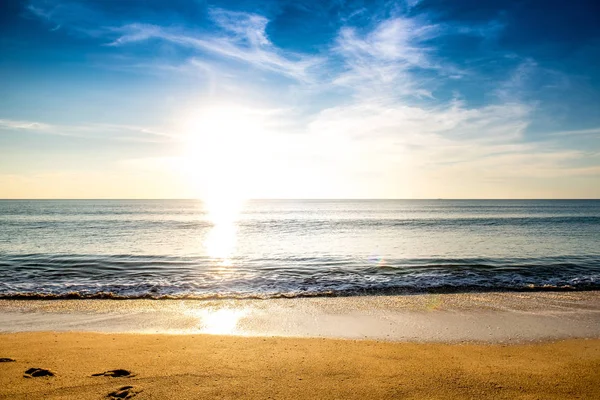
[193,308,248,335]
[180,105,268,260]
[203,205,239,260]
[180,106,259,198]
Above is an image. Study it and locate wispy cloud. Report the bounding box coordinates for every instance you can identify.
[549,127,600,137]
[27,4,53,20]
[0,119,52,131]
[108,9,323,82]
[495,58,538,101]
[0,118,173,143]
[333,16,442,97]
[306,84,598,185]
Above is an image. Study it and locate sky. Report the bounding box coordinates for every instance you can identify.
[1,0,599,199]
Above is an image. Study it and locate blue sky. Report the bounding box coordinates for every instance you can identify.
[1,0,599,198]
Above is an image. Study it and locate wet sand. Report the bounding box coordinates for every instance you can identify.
[0,332,599,399]
[1,292,599,342]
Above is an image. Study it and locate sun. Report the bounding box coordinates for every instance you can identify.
[180,105,260,199]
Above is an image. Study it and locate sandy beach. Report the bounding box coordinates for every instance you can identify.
[0,292,599,399]
[0,332,598,399]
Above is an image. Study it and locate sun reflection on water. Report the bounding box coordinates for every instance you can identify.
[178,105,258,264]
[194,308,248,335]
[202,196,244,264]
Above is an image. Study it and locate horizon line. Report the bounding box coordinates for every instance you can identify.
[1,198,599,201]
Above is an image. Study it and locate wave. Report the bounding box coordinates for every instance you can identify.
[0,254,598,300]
[0,285,593,300]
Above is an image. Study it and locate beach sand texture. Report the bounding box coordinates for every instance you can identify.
[1,332,599,399]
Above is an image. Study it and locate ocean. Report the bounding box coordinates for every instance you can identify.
[0,199,598,299]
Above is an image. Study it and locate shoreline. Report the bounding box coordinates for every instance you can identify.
[1,332,599,399]
[1,292,599,398]
[1,291,599,343]
[2,286,599,301]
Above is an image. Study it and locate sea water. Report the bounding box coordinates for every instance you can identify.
[0,199,598,298]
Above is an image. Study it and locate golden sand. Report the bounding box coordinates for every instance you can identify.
[0,332,598,399]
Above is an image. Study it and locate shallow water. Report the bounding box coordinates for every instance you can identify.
[0,199,599,298]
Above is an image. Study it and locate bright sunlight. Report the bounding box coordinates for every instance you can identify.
[179,104,271,260]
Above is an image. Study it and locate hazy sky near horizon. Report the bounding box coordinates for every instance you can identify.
[1,0,599,199]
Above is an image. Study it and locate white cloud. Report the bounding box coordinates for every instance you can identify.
[495,58,538,101]
[108,23,163,46]
[305,94,599,192]
[0,119,52,131]
[549,127,600,137]
[27,4,53,20]
[108,9,323,82]
[0,118,173,142]
[308,100,530,143]
[333,16,446,97]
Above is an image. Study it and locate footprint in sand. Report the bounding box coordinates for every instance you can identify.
[23,368,54,378]
[107,385,141,399]
[0,358,16,362]
[93,369,135,378]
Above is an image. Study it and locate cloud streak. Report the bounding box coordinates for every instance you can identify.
[108,9,323,82]
[0,119,52,131]
[0,118,174,143]
[333,16,442,97]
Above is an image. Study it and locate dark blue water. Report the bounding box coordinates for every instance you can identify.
[0,200,598,299]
